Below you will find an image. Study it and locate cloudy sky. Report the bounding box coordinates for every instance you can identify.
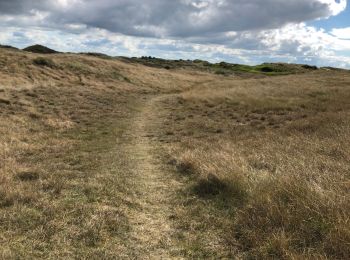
[0,0,349,67]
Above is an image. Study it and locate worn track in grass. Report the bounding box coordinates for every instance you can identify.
[120,94,184,258]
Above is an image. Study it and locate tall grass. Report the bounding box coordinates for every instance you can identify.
[172,124,349,258]
[167,72,350,258]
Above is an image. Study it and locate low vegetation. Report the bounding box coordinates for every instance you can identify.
[125,56,321,76]
[80,52,113,59]
[33,57,57,68]
[0,45,349,258]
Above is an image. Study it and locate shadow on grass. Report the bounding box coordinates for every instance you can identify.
[192,174,248,207]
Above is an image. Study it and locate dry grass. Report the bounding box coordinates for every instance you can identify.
[0,47,217,258]
[0,48,194,257]
[161,71,350,258]
[0,47,349,258]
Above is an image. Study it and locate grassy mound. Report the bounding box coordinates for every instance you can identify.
[23,44,59,54]
[0,44,18,50]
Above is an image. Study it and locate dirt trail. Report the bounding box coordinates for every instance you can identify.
[122,94,183,258]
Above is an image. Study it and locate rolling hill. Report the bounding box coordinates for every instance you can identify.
[0,46,349,259]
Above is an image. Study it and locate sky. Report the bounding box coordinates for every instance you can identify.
[0,0,349,68]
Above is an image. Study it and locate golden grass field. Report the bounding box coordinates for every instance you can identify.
[0,47,349,259]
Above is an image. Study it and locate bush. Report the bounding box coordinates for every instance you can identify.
[81,52,112,59]
[218,62,232,69]
[259,66,275,73]
[302,65,318,70]
[215,69,228,75]
[33,57,56,68]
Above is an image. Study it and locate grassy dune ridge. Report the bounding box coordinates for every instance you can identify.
[0,46,349,258]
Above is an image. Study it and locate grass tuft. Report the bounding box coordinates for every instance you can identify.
[16,171,40,181]
[33,57,56,68]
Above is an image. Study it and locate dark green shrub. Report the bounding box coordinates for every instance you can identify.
[302,65,318,70]
[215,69,228,75]
[33,57,56,68]
[259,66,275,72]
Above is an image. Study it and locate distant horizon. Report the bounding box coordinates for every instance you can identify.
[3,43,349,70]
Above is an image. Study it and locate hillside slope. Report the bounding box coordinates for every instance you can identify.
[0,48,349,259]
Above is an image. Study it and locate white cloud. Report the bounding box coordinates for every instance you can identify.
[0,0,347,38]
[331,27,350,39]
[319,0,347,15]
[0,0,349,68]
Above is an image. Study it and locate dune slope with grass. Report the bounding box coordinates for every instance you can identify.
[0,47,349,259]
